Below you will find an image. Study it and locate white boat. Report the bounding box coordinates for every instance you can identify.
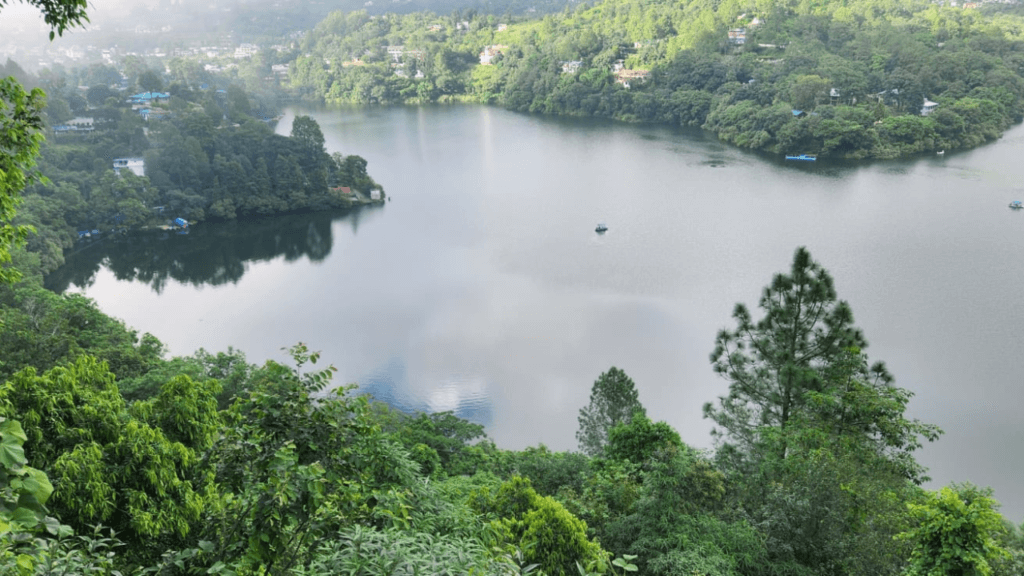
[937,150,945,155]
[1010,201,1023,210]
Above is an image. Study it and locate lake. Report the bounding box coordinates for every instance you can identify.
[49,104,1024,521]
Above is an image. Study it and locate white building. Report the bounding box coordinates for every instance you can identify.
[234,43,259,59]
[113,158,145,177]
[561,60,582,74]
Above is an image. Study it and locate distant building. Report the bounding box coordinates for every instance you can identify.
[139,108,170,121]
[497,23,508,32]
[387,45,405,61]
[53,123,94,135]
[728,28,747,45]
[921,99,940,116]
[128,91,169,105]
[614,68,651,87]
[234,43,259,59]
[113,157,145,177]
[561,60,583,74]
[370,190,382,200]
[479,45,508,65]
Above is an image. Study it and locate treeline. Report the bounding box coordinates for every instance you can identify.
[3,247,1024,576]
[290,0,1024,158]
[0,60,382,281]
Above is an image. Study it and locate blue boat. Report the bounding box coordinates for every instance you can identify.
[1010,201,1023,210]
[785,154,817,161]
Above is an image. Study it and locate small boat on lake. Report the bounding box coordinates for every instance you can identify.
[595,222,608,233]
[937,150,945,155]
[785,154,817,161]
[1010,201,1023,210]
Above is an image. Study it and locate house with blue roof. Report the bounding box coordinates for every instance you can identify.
[128,91,170,105]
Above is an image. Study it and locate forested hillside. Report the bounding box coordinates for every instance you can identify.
[290,0,1024,157]
[0,60,382,281]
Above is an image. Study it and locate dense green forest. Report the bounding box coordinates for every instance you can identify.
[0,58,383,281]
[288,0,1024,158]
[4,1,1024,575]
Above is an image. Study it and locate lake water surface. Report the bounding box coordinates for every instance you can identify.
[50,105,1024,521]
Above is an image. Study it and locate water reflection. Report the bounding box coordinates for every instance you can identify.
[46,207,383,294]
[358,357,493,427]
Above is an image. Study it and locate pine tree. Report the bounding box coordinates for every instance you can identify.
[576,367,645,457]
[705,246,865,463]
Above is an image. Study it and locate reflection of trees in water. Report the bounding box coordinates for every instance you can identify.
[46,207,380,294]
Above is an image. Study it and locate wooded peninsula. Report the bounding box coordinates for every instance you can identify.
[288,0,1024,158]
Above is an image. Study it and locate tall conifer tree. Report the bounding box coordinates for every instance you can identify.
[576,367,645,457]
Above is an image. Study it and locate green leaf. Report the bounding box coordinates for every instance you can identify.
[0,419,28,444]
[16,554,34,573]
[20,467,54,505]
[0,435,28,470]
[42,516,61,535]
[10,506,40,528]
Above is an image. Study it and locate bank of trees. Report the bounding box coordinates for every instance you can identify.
[291,0,1024,158]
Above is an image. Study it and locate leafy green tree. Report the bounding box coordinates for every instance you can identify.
[291,115,326,156]
[195,344,426,574]
[577,367,646,457]
[605,413,683,464]
[0,417,54,535]
[377,408,490,476]
[470,476,608,576]
[788,74,830,111]
[137,70,163,93]
[0,285,165,382]
[0,356,212,562]
[600,446,762,576]
[899,484,1010,576]
[0,78,46,285]
[0,0,89,39]
[0,416,128,576]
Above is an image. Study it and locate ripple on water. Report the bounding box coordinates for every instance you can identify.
[355,357,492,425]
